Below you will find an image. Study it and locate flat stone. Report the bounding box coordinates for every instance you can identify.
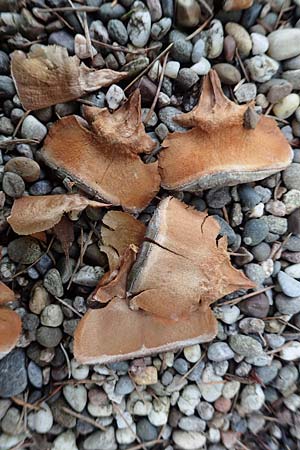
[63,384,87,413]
[8,237,41,264]
[83,427,117,450]
[268,29,300,61]
[127,1,151,47]
[28,402,53,433]
[52,431,78,450]
[283,163,300,190]
[207,342,235,362]
[21,115,47,142]
[0,349,27,398]
[173,431,206,450]
[278,271,300,297]
[229,334,263,357]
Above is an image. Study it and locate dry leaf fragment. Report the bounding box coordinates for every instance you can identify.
[74,197,255,364]
[41,90,161,212]
[101,211,146,256]
[0,282,21,360]
[8,194,106,235]
[159,70,293,192]
[53,216,74,262]
[11,45,127,110]
[92,245,137,304]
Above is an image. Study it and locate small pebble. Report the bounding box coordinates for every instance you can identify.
[213,63,241,85]
[63,384,87,413]
[273,93,300,119]
[2,172,25,198]
[106,84,125,110]
[268,29,300,61]
[278,271,300,297]
[229,334,263,357]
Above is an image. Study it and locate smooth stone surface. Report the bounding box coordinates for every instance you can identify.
[172,431,206,450]
[225,22,252,58]
[21,115,47,142]
[43,268,64,297]
[240,385,265,413]
[52,431,79,450]
[280,341,300,361]
[127,2,151,47]
[200,19,224,59]
[213,63,241,85]
[282,69,300,90]
[251,32,269,55]
[283,164,300,190]
[2,172,25,198]
[63,384,87,413]
[235,83,257,103]
[41,304,64,327]
[207,342,235,362]
[106,84,125,110]
[278,271,300,297]
[190,58,211,76]
[176,0,201,27]
[239,293,270,318]
[243,218,269,246]
[83,427,117,450]
[4,157,40,182]
[28,402,53,433]
[273,93,300,119]
[36,326,62,347]
[0,350,27,398]
[268,29,300,61]
[28,361,43,388]
[285,263,300,279]
[158,107,186,132]
[165,61,180,79]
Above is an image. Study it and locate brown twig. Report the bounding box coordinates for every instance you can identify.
[12,110,31,139]
[235,49,250,82]
[83,12,94,60]
[0,138,39,149]
[91,38,160,55]
[144,51,169,125]
[54,296,83,318]
[127,439,168,450]
[36,6,99,12]
[11,396,40,411]
[61,406,107,431]
[185,15,212,41]
[220,285,274,306]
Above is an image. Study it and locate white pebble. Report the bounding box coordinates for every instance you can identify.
[240,384,265,414]
[106,84,125,110]
[251,33,269,55]
[28,402,53,433]
[273,93,300,119]
[71,359,89,380]
[165,61,180,79]
[52,431,78,450]
[183,344,201,363]
[280,341,300,360]
[173,431,206,450]
[40,304,63,327]
[285,263,300,279]
[190,57,211,75]
[116,424,136,444]
[63,385,87,413]
[21,115,47,142]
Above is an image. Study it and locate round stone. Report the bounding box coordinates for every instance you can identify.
[36,326,63,348]
[283,163,300,190]
[63,384,87,413]
[176,68,199,89]
[136,418,158,442]
[21,115,47,142]
[107,19,128,45]
[268,29,300,61]
[207,342,235,362]
[190,57,211,76]
[213,63,241,85]
[4,157,40,182]
[225,22,252,58]
[240,384,265,414]
[172,431,206,450]
[52,431,78,450]
[28,403,53,433]
[273,93,300,119]
[183,344,201,363]
[251,32,269,55]
[2,172,25,198]
[127,2,151,47]
[245,55,279,83]
[28,361,43,389]
[44,269,64,297]
[41,304,64,327]
[106,84,125,110]
[278,271,300,297]
[8,237,41,264]
[0,349,27,398]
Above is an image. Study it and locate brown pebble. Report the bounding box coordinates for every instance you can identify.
[4,157,40,182]
[239,292,270,318]
[244,107,260,129]
[288,208,300,234]
[214,397,232,413]
[88,388,108,406]
[222,430,240,449]
[213,63,241,85]
[224,35,236,62]
[282,251,300,263]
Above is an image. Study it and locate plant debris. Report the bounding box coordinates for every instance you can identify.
[0,282,21,359]
[159,70,293,191]
[40,90,161,212]
[7,194,105,234]
[74,197,255,364]
[11,45,127,110]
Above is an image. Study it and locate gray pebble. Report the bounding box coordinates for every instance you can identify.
[137,418,158,441]
[243,218,269,246]
[278,271,300,297]
[176,68,199,89]
[28,361,43,389]
[192,39,205,63]
[244,263,266,285]
[207,342,234,362]
[21,115,47,142]
[170,31,193,63]
[173,358,189,374]
[213,63,241,85]
[44,269,64,297]
[72,266,104,287]
[83,427,116,450]
[268,29,300,61]
[49,31,75,53]
[263,216,287,235]
[151,17,172,40]
[245,55,279,83]
[251,242,271,262]
[229,334,263,357]
[115,376,135,395]
[256,361,280,384]
[238,184,261,208]
[158,107,186,132]
[108,19,128,45]
[235,83,257,103]
[0,51,9,74]
[8,237,41,264]
[29,180,52,195]
[127,2,151,47]
[1,407,21,435]
[0,350,27,398]
[275,365,298,392]
[0,117,14,135]
[0,76,16,98]
[41,304,64,327]
[206,187,231,209]
[283,163,300,190]
[2,172,25,198]
[99,2,126,21]
[36,326,63,348]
